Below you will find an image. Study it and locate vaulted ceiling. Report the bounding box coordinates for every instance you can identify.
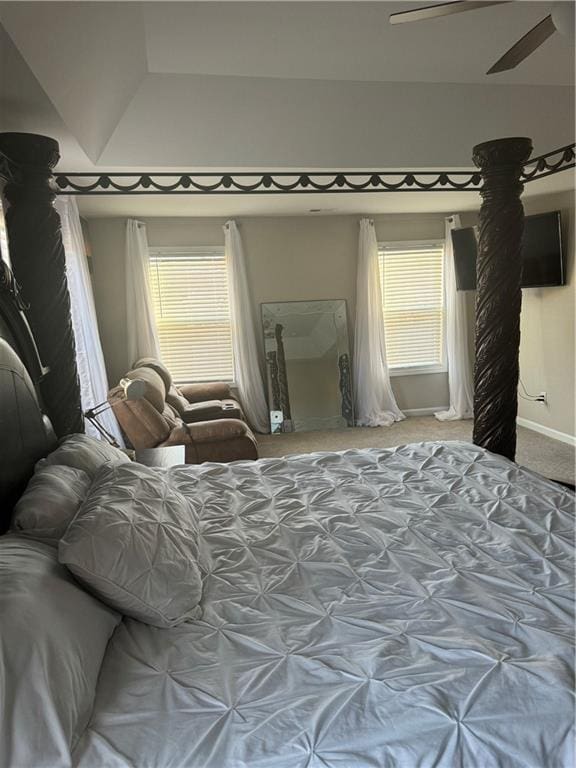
[1,1,574,176]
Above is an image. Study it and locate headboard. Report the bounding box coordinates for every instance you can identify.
[0,263,56,533]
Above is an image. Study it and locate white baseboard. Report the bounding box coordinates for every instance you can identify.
[401,409,575,446]
[404,406,450,416]
[517,417,576,447]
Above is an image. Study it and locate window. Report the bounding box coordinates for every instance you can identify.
[378,241,445,375]
[148,247,234,383]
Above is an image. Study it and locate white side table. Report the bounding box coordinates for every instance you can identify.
[134,445,186,468]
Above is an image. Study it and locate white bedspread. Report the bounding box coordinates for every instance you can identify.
[73,442,575,768]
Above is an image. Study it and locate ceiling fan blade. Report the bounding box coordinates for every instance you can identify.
[487,14,556,73]
[389,1,510,25]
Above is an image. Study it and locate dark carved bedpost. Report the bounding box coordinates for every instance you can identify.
[274,323,292,421]
[0,132,83,436]
[472,137,532,461]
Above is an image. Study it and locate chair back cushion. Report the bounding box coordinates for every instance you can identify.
[124,367,166,414]
[132,358,172,391]
[111,396,171,449]
[166,385,191,415]
[162,404,180,429]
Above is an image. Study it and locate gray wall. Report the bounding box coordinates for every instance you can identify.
[88,195,572,429]
[518,191,575,438]
[87,212,451,412]
[460,189,575,439]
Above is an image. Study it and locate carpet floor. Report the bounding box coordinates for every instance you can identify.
[257,416,575,486]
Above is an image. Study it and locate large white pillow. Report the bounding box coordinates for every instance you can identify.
[11,464,92,544]
[41,433,130,479]
[0,536,121,768]
[59,462,203,628]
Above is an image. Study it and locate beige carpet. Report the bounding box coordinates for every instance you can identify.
[258,416,575,486]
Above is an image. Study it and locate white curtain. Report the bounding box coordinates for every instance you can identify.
[55,196,123,444]
[435,214,474,420]
[354,218,405,427]
[125,219,161,366]
[224,220,269,433]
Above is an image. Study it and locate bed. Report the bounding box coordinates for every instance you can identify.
[74,445,575,768]
[0,315,574,767]
[0,134,574,768]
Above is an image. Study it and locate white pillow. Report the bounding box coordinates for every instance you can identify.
[11,464,92,544]
[59,462,203,629]
[0,537,121,768]
[41,433,130,479]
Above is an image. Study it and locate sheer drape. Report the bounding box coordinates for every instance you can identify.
[126,219,161,366]
[55,196,123,444]
[224,220,269,433]
[435,214,474,420]
[354,218,405,427]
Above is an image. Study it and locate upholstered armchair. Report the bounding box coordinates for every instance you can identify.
[110,361,257,464]
[133,358,244,423]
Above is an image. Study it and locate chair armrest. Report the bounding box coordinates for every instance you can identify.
[186,418,251,444]
[181,400,244,424]
[179,382,232,403]
[160,424,193,447]
[161,419,258,463]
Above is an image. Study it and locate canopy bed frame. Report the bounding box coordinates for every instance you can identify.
[0,131,574,527]
[0,133,574,768]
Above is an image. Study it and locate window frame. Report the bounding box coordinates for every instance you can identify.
[147,245,235,385]
[377,239,447,378]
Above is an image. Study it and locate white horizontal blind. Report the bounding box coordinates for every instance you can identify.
[148,247,234,383]
[378,241,445,371]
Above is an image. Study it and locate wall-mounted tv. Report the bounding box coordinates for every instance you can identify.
[452,211,564,290]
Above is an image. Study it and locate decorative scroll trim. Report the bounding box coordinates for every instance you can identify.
[521,143,575,182]
[53,143,575,196]
[55,170,483,195]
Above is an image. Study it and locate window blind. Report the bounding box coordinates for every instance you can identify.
[148,248,234,383]
[378,242,445,371]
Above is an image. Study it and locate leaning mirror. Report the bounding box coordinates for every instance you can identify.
[262,299,353,433]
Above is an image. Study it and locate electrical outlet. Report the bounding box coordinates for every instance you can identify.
[536,392,547,404]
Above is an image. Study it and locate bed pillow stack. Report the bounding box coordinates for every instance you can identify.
[11,434,130,543]
[11,464,92,544]
[0,537,121,768]
[59,462,203,628]
[41,432,131,476]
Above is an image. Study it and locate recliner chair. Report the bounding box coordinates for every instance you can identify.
[133,358,244,423]
[110,360,258,463]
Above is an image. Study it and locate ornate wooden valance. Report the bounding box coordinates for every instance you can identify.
[43,143,575,196]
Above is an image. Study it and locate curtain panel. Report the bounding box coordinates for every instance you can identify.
[55,196,123,444]
[435,214,474,421]
[354,218,405,427]
[125,219,161,366]
[223,220,269,433]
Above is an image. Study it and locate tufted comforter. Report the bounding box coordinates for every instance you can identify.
[73,442,575,768]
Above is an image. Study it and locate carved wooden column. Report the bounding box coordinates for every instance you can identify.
[0,132,83,436]
[472,137,532,461]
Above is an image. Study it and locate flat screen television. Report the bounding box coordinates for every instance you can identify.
[452,211,564,290]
